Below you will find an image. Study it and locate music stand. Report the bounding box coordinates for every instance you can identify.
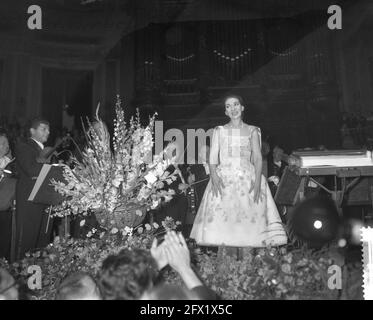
[28,164,66,205]
[28,164,66,234]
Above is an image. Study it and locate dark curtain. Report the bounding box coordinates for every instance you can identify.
[41,68,93,144]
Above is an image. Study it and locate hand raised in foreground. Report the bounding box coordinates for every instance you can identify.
[162,231,203,290]
[150,237,168,270]
[150,232,190,272]
[163,231,190,273]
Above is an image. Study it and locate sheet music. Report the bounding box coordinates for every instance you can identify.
[28,164,52,201]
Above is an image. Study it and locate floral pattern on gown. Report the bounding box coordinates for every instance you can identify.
[190,125,287,247]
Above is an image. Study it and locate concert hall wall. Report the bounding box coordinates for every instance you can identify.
[0,1,372,153]
[113,13,342,152]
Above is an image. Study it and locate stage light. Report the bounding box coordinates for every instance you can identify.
[287,196,340,248]
[313,220,322,229]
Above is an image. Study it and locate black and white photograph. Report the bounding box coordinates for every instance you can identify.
[0,0,373,304]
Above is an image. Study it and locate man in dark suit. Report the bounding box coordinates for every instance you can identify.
[0,131,16,260]
[15,118,52,259]
[267,145,287,197]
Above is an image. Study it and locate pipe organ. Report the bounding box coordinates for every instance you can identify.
[132,9,340,150]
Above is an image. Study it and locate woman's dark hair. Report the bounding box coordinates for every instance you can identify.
[98,248,159,300]
[146,284,194,300]
[223,94,245,106]
[55,272,99,300]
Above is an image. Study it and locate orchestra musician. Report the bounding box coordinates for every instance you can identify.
[267,145,288,196]
[0,132,12,171]
[0,131,16,259]
[15,118,53,259]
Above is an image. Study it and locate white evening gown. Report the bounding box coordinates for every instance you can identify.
[190,125,287,247]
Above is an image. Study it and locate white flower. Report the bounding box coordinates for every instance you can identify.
[153,222,159,229]
[127,171,136,184]
[79,220,86,227]
[155,162,165,177]
[109,187,118,196]
[145,172,157,185]
[87,231,93,238]
[137,227,143,234]
[268,175,280,186]
[145,223,151,231]
[112,178,122,188]
[164,195,173,202]
[111,228,119,234]
[135,209,143,217]
[284,253,293,264]
[151,199,159,209]
[124,226,133,235]
[281,263,292,274]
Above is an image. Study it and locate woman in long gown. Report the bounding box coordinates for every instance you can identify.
[190,95,287,248]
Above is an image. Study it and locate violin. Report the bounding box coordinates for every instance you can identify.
[36,135,71,164]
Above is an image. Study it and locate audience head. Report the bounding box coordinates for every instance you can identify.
[141,284,197,300]
[55,272,101,300]
[0,268,18,300]
[99,248,159,300]
[29,118,50,143]
[273,146,284,162]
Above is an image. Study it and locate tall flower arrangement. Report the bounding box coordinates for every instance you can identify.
[52,96,178,233]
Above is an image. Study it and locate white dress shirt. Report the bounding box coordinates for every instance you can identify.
[274,160,282,168]
[31,138,44,150]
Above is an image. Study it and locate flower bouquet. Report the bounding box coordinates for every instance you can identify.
[52,96,178,233]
